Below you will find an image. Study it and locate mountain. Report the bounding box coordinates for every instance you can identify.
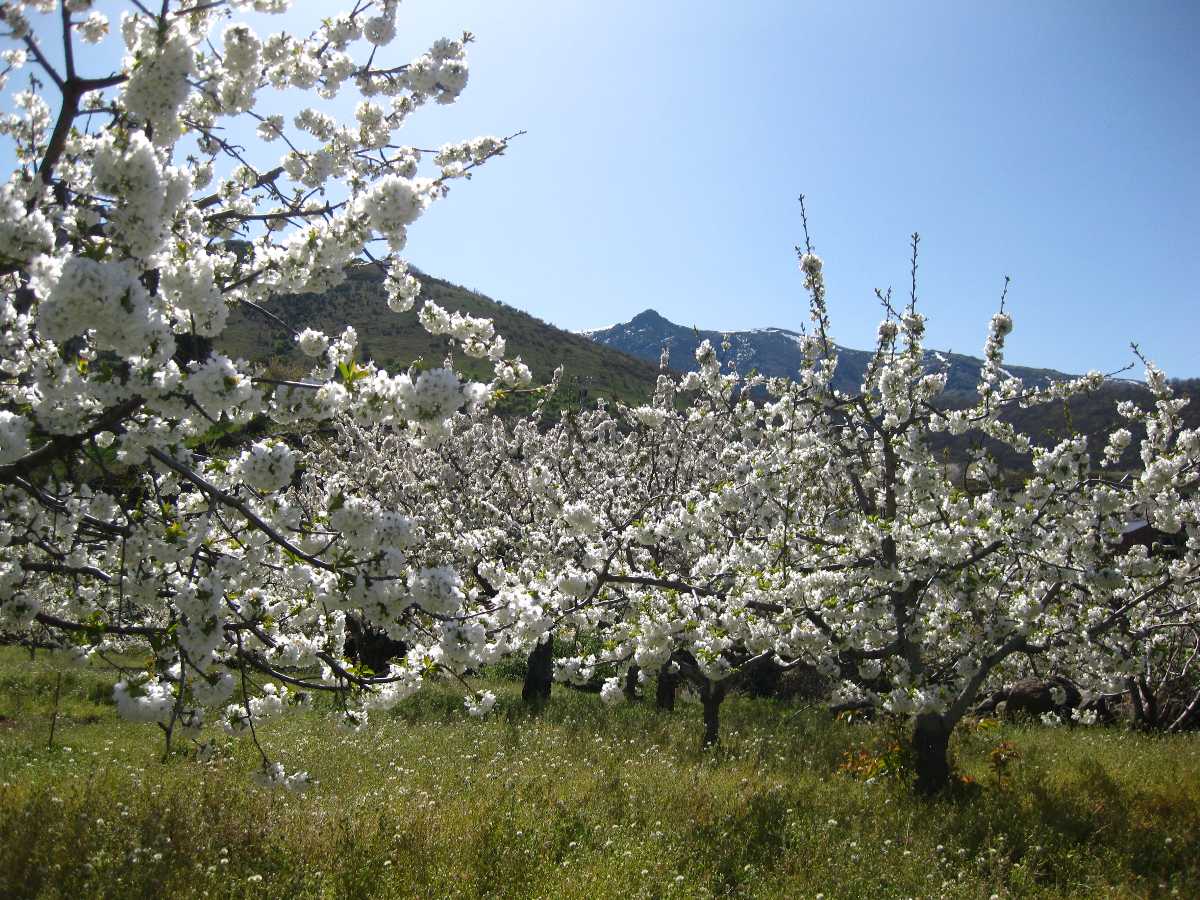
[583,309,1072,394]
[583,309,1200,471]
[217,265,663,412]
[217,273,1198,471]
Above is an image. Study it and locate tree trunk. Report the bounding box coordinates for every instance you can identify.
[701,679,727,748]
[912,712,953,794]
[745,657,783,698]
[1137,676,1159,728]
[624,665,640,702]
[656,667,677,712]
[1168,682,1200,733]
[522,638,554,708]
[345,615,407,676]
[1127,676,1148,729]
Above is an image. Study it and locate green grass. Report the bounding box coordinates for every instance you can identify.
[0,646,1197,898]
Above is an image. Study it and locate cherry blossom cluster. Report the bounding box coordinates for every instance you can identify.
[319,223,1199,790]
[0,0,531,784]
[2,3,1196,797]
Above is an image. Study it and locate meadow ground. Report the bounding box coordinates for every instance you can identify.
[0,646,1196,899]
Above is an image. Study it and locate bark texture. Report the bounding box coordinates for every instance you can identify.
[701,679,727,748]
[655,668,677,711]
[913,712,953,794]
[521,638,554,707]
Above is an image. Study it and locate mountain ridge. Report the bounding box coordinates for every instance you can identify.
[217,267,1198,469]
[584,308,1200,470]
[584,308,1076,394]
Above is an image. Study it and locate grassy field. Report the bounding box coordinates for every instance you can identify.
[0,647,1197,899]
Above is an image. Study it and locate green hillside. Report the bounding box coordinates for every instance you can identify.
[217,264,663,410]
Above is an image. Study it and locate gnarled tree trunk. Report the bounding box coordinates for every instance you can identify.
[624,665,641,702]
[656,667,677,711]
[701,679,727,748]
[912,712,953,794]
[744,656,783,698]
[345,615,407,676]
[522,638,554,708]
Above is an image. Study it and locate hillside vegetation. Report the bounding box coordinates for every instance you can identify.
[218,265,663,410]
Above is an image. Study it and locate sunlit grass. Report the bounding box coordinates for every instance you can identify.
[0,646,1196,898]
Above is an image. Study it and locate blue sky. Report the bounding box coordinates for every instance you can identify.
[8,2,1199,376]
[392,0,1200,377]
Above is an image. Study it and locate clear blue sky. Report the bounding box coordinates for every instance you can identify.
[10,2,1200,376]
